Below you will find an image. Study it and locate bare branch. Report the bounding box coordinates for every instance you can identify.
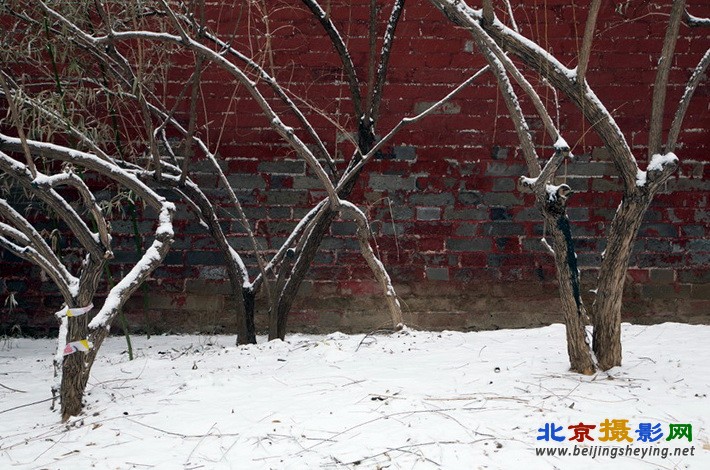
[0,233,75,302]
[0,151,106,260]
[341,201,403,329]
[0,196,76,298]
[300,0,363,119]
[428,1,640,193]
[486,45,560,144]
[338,65,489,192]
[482,0,494,24]
[685,10,710,27]
[370,0,406,122]
[667,48,710,153]
[197,29,337,178]
[366,0,378,119]
[0,72,37,178]
[180,55,203,185]
[648,0,686,157]
[466,18,540,176]
[577,0,601,85]
[32,170,112,256]
[0,135,168,210]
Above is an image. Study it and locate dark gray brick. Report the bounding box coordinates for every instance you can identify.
[416,207,441,221]
[490,208,512,221]
[455,223,479,237]
[409,192,454,205]
[258,160,305,174]
[514,207,541,222]
[381,222,411,236]
[566,161,615,177]
[446,238,492,251]
[368,174,417,191]
[577,253,602,267]
[681,225,705,237]
[292,176,323,189]
[266,190,309,206]
[228,236,268,250]
[331,221,358,236]
[372,206,414,221]
[242,207,268,220]
[492,178,516,192]
[413,101,461,114]
[491,146,509,160]
[567,208,589,222]
[458,190,483,205]
[485,162,527,176]
[591,178,622,192]
[426,267,450,281]
[678,269,710,283]
[189,158,228,172]
[649,269,675,283]
[483,222,525,236]
[321,238,360,251]
[482,193,523,206]
[688,240,710,252]
[186,251,224,265]
[638,224,678,238]
[227,174,266,189]
[564,177,590,192]
[394,145,417,161]
[444,207,488,220]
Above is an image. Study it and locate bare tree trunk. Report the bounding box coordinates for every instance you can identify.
[60,260,104,421]
[271,131,372,340]
[592,197,648,370]
[60,313,89,420]
[545,212,595,374]
[272,210,338,340]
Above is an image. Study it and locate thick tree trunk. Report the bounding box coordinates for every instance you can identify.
[592,197,648,370]
[273,210,338,340]
[60,312,89,421]
[546,214,596,374]
[271,128,374,340]
[537,184,596,374]
[60,260,104,421]
[241,288,257,345]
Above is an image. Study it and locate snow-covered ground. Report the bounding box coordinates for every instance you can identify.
[0,323,708,469]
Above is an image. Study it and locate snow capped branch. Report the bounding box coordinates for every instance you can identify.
[577,0,602,85]
[0,149,106,260]
[648,0,686,158]
[301,0,363,118]
[667,48,710,153]
[88,206,174,330]
[684,10,710,28]
[428,0,640,194]
[339,201,403,330]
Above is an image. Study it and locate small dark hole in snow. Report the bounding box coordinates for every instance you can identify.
[494,367,501,373]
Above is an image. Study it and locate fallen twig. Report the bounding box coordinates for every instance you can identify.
[0,382,26,393]
[0,397,52,414]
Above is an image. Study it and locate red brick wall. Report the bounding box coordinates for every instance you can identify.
[1,1,708,335]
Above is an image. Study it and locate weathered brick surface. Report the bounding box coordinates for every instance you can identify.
[1,1,709,336]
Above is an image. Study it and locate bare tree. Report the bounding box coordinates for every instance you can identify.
[2,0,488,348]
[0,81,175,420]
[2,0,456,417]
[428,0,708,372]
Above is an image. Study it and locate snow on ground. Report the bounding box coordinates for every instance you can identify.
[0,323,708,469]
